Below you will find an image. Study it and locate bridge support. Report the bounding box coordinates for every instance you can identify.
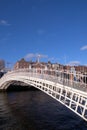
[0,70,87,121]
[28,77,87,121]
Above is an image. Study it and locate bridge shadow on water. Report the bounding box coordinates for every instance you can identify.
[0,85,87,130]
[6,85,38,92]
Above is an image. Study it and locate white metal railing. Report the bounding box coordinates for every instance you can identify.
[0,68,87,121]
[3,68,87,92]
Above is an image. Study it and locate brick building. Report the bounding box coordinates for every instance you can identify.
[14,58,47,70]
[14,58,30,69]
[13,58,87,75]
[75,66,87,73]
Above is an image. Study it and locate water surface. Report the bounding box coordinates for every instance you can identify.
[0,88,87,130]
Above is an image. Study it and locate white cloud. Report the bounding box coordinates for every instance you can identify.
[0,20,11,26]
[24,53,48,61]
[25,53,35,59]
[48,57,55,61]
[84,64,87,66]
[47,57,60,63]
[80,45,87,51]
[67,61,80,66]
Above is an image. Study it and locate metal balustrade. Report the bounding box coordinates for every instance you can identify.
[0,68,87,121]
[4,68,87,92]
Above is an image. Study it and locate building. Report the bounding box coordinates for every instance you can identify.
[0,59,5,71]
[13,58,87,75]
[75,66,87,73]
[14,58,30,69]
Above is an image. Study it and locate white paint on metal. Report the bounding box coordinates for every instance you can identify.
[0,68,87,121]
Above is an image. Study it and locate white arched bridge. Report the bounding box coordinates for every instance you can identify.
[0,68,87,121]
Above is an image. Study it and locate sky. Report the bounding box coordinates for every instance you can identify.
[0,0,87,67]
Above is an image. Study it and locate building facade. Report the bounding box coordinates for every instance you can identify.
[0,60,5,71]
[13,58,87,75]
[14,58,30,69]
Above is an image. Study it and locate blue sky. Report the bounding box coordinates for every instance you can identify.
[0,0,87,66]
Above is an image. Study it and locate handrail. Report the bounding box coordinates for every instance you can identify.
[1,68,87,92]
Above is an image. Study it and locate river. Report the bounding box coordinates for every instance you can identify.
[0,87,87,130]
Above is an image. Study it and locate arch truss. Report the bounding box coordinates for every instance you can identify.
[0,68,87,121]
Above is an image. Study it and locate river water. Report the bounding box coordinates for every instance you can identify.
[0,87,87,130]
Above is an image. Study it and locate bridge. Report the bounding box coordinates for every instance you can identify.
[0,68,87,121]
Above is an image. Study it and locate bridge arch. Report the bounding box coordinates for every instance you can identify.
[0,69,87,121]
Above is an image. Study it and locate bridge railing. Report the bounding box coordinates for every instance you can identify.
[6,68,87,92]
